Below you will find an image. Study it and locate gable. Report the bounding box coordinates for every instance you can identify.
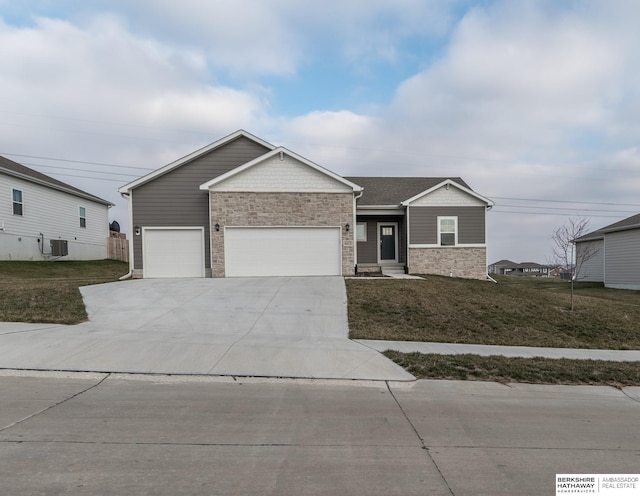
[346,177,469,206]
[408,184,488,207]
[201,148,361,193]
[119,130,275,193]
[403,179,493,207]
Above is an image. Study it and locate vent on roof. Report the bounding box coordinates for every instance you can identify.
[50,239,68,257]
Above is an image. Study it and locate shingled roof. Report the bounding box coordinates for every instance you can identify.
[576,213,640,241]
[0,155,112,206]
[344,177,470,206]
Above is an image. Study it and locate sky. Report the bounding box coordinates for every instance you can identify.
[1,0,639,264]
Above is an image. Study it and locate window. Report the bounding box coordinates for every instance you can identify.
[12,189,23,216]
[356,222,367,242]
[79,207,86,228]
[438,217,457,246]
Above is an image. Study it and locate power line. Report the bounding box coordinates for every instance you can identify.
[42,172,131,184]
[491,196,640,207]
[0,151,154,171]
[490,209,628,218]
[21,162,141,178]
[497,204,638,214]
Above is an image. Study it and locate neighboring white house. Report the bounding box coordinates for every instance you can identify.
[1,155,113,261]
[575,213,640,290]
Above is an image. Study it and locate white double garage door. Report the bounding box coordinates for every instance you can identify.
[143,227,342,278]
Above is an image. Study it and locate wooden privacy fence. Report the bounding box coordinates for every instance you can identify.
[107,232,129,262]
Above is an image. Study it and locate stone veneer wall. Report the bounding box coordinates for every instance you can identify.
[408,247,487,280]
[209,191,355,277]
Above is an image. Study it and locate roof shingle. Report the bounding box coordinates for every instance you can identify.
[576,213,640,241]
[344,176,470,206]
[0,155,112,206]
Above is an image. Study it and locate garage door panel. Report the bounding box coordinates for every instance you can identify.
[225,227,341,277]
[144,228,204,278]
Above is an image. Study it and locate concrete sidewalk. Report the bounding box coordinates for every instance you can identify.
[357,339,640,362]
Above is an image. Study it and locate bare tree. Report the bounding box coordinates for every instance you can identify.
[551,217,599,311]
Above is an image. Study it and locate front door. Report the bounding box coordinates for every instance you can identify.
[378,223,398,263]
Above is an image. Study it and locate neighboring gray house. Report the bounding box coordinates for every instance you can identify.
[575,213,640,290]
[488,260,552,276]
[1,155,113,261]
[118,130,494,279]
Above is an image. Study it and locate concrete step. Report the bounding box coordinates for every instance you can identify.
[381,267,405,275]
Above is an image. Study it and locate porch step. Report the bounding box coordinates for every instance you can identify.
[381,266,405,275]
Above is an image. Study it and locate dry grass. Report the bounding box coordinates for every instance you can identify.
[347,275,640,349]
[384,351,640,386]
[0,260,128,324]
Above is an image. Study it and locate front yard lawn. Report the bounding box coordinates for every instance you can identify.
[0,260,128,324]
[385,352,640,386]
[347,275,640,350]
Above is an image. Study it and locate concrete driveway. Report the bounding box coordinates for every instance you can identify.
[0,277,413,381]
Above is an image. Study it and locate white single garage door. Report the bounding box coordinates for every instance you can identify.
[143,228,205,278]
[225,227,341,277]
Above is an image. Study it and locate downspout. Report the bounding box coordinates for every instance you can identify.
[485,202,495,282]
[118,191,134,280]
[207,187,213,278]
[405,202,410,274]
[353,189,363,274]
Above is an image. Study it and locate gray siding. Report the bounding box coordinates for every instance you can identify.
[356,215,406,264]
[604,229,640,289]
[132,136,270,269]
[576,239,604,282]
[409,206,485,245]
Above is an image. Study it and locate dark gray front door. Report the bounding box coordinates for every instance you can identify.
[379,225,396,261]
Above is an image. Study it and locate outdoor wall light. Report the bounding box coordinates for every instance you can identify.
[345,223,350,232]
[134,225,141,236]
[215,223,220,232]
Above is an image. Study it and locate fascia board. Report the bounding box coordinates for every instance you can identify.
[118,130,275,193]
[575,234,605,243]
[400,179,495,207]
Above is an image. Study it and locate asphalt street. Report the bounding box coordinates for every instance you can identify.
[1,371,638,496]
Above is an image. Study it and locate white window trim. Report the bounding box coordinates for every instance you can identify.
[12,188,23,216]
[356,222,367,242]
[79,206,87,228]
[438,216,458,247]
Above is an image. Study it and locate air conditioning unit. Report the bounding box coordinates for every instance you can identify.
[50,239,69,257]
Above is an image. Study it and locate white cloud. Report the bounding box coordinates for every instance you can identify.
[278,110,379,172]
[389,3,626,161]
[0,14,270,228]
[96,0,463,78]
[106,0,303,77]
